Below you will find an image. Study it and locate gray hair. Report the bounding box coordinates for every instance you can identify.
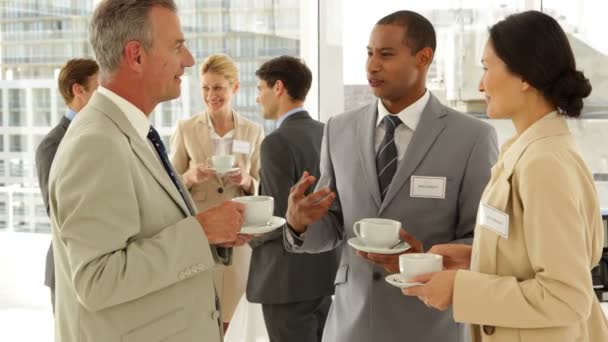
[90,0,177,73]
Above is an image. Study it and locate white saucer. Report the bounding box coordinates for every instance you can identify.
[385,273,424,289]
[209,167,240,174]
[347,237,410,254]
[240,216,286,235]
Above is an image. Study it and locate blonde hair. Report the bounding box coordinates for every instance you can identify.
[200,54,239,85]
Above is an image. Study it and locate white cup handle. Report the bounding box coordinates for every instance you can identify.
[353,221,362,239]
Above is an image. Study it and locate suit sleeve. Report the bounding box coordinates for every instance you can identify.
[452,125,498,244]
[52,132,215,312]
[284,117,345,253]
[249,133,294,248]
[35,136,60,215]
[453,154,595,328]
[169,120,191,185]
[246,124,264,196]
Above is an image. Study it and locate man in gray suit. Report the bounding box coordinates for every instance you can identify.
[35,58,99,312]
[284,11,499,342]
[247,56,339,342]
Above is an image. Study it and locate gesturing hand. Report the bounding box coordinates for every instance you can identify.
[286,171,336,234]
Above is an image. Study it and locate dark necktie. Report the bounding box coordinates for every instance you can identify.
[147,126,192,212]
[376,115,402,200]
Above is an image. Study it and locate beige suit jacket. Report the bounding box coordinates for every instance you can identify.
[49,93,224,342]
[453,113,608,342]
[170,111,263,211]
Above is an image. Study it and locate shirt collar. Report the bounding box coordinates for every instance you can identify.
[277,107,305,127]
[376,90,429,131]
[97,86,150,141]
[65,108,77,121]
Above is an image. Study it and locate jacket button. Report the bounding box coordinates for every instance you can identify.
[372,272,382,280]
[482,325,495,335]
[217,187,224,194]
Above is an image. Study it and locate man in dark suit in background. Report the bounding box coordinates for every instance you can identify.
[247,55,339,342]
[35,58,99,312]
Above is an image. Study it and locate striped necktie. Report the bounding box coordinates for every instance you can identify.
[376,115,402,200]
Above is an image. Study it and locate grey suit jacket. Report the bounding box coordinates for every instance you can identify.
[285,94,499,342]
[247,110,339,304]
[49,93,225,342]
[35,115,71,289]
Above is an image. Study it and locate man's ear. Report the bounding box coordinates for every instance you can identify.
[274,79,285,97]
[71,83,85,97]
[416,47,434,69]
[124,40,144,71]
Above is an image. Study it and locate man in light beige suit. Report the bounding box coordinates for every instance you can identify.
[48,1,244,341]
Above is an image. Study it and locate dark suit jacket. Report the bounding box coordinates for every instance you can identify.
[35,116,71,289]
[246,110,340,304]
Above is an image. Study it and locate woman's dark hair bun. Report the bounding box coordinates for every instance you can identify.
[544,69,591,118]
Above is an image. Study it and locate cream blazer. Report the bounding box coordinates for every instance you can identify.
[453,112,608,341]
[170,110,263,322]
[49,93,224,342]
[170,111,263,211]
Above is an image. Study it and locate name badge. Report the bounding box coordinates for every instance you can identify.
[410,176,446,199]
[479,202,509,239]
[232,140,251,154]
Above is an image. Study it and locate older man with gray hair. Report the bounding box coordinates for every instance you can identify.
[49,1,244,341]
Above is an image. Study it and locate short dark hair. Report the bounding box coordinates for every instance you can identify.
[255,55,312,101]
[376,10,436,55]
[489,10,591,118]
[57,58,99,105]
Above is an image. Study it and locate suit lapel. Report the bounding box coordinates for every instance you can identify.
[380,94,446,213]
[89,93,191,216]
[356,103,382,209]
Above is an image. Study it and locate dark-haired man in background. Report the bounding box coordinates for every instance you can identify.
[35,57,99,312]
[247,55,339,342]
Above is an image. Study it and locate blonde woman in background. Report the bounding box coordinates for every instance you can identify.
[170,53,264,331]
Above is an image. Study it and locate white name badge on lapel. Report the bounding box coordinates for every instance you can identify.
[232,140,251,154]
[479,202,509,239]
[410,176,446,199]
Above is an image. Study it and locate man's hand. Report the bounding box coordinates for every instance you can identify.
[196,201,244,244]
[286,171,336,233]
[183,163,214,188]
[358,229,424,273]
[216,234,253,248]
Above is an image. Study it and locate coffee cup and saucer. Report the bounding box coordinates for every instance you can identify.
[231,196,285,235]
[347,218,410,254]
[207,155,239,175]
[385,253,443,289]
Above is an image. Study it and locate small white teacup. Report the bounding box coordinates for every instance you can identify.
[232,196,274,227]
[353,218,401,249]
[399,253,443,282]
[209,155,235,174]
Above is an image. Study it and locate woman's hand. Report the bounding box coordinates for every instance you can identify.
[427,244,473,270]
[224,164,253,192]
[183,163,215,188]
[402,270,457,311]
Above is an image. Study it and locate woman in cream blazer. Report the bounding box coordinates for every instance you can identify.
[170,54,264,329]
[402,11,608,342]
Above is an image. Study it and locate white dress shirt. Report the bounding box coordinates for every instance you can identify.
[96,86,155,154]
[374,90,429,161]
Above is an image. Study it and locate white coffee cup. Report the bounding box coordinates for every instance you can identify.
[399,253,443,282]
[232,196,274,227]
[353,218,401,248]
[209,155,235,174]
